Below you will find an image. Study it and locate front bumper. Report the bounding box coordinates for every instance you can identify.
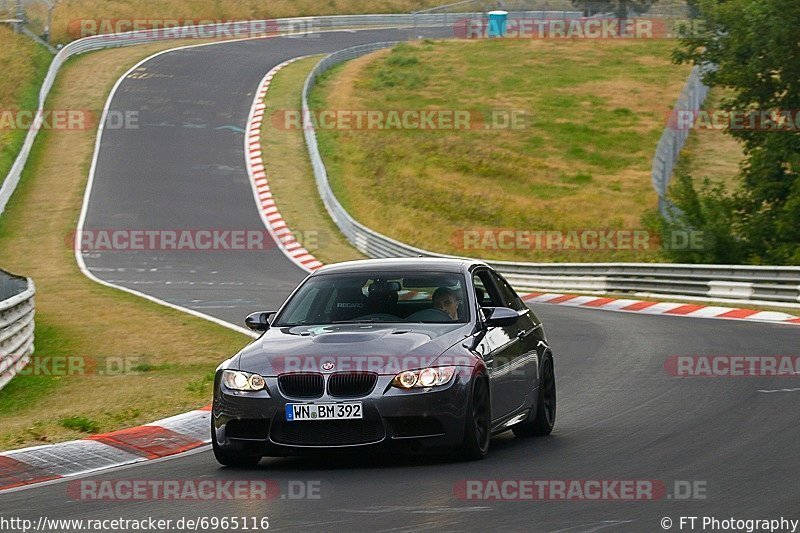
[212,368,473,456]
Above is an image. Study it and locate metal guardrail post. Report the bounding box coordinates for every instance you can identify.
[13,0,22,31]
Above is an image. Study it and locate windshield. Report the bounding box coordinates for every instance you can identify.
[274,271,469,326]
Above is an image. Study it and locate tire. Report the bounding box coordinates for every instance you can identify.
[512,355,556,437]
[212,419,262,468]
[459,376,491,460]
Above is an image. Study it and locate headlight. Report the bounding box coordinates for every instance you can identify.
[222,370,266,392]
[392,366,456,389]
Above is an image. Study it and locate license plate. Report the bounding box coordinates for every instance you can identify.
[285,402,363,421]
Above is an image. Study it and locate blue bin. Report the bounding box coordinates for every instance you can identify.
[487,10,508,38]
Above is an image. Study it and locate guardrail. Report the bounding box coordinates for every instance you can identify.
[302,44,800,307]
[0,9,583,217]
[652,65,710,217]
[5,12,796,309]
[0,12,481,218]
[1,7,587,217]
[412,8,582,27]
[0,269,35,391]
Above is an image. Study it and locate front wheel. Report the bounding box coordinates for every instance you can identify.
[512,356,556,437]
[459,376,491,460]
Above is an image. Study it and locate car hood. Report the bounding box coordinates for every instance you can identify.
[234,323,472,376]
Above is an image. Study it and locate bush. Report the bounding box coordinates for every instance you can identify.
[653,173,743,264]
[60,416,100,433]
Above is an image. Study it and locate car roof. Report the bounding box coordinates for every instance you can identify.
[312,257,489,275]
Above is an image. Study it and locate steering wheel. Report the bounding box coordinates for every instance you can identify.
[406,308,455,322]
[351,313,401,322]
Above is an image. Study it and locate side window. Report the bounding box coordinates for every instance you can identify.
[489,271,526,312]
[472,270,503,308]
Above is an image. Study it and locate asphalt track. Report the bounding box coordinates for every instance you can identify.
[78,28,448,326]
[3,28,800,533]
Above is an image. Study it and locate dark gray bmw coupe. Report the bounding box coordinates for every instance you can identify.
[212,258,555,466]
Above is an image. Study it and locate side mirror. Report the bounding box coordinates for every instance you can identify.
[482,307,520,328]
[245,311,275,332]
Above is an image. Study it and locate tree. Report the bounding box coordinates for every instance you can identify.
[669,0,800,264]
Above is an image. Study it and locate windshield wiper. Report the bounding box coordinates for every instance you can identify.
[331,318,384,324]
[275,320,309,327]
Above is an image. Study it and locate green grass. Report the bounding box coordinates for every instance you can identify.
[674,87,744,187]
[59,416,101,434]
[0,27,52,187]
[0,40,250,451]
[261,56,365,264]
[185,372,216,395]
[312,39,695,262]
[28,0,461,45]
[0,319,81,417]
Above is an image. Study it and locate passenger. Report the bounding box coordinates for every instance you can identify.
[432,287,460,320]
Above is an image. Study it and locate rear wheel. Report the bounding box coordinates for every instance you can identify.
[212,419,262,467]
[460,376,491,460]
[512,356,556,437]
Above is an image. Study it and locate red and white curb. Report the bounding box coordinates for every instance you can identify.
[523,292,800,326]
[0,61,323,493]
[0,407,211,492]
[0,59,320,495]
[7,56,799,494]
[245,57,323,273]
[243,62,799,327]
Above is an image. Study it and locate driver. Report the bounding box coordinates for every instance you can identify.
[432,287,460,320]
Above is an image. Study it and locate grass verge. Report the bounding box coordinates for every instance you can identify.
[260,56,365,264]
[674,87,744,186]
[0,39,249,451]
[254,46,800,316]
[257,42,798,317]
[311,38,696,263]
[0,26,52,187]
[22,0,459,45]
